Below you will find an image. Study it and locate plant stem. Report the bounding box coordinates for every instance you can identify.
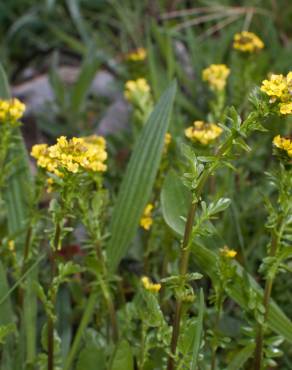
[253,231,279,370]
[210,308,221,370]
[167,186,204,370]
[64,292,98,370]
[139,322,147,370]
[167,139,232,370]
[47,314,54,370]
[96,243,119,343]
[47,223,60,370]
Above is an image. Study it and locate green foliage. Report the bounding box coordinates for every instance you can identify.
[107,81,176,270]
[111,340,134,370]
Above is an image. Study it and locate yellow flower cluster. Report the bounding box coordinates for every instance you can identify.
[140,203,154,230]
[233,31,264,53]
[0,98,25,124]
[261,72,292,115]
[273,135,292,158]
[220,246,237,258]
[124,78,151,102]
[185,121,222,145]
[31,135,107,177]
[202,64,230,91]
[126,47,147,62]
[141,276,161,293]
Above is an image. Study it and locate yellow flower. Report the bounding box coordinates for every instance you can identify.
[233,31,264,53]
[164,133,172,146]
[261,72,292,115]
[31,135,107,177]
[141,276,161,293]
[220,246,237,258]
[279,102,292,115]
[126,47,147,62]
[202,64,230,91]
[261,74,287,98]
[185,121,222,145]
[273,135,292,157]
[164,132,172,154]
[140,203,154,230]
[124,78,151,101]
[8,240,15,252]
[0,98,25,124]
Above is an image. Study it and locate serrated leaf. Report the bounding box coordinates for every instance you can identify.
[107,81,176,270]
[207,198,231,217]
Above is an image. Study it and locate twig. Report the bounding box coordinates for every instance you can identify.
[197,14,242,41]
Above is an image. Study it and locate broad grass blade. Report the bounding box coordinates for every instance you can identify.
[107,81,176,271]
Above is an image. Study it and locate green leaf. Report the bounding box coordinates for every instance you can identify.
[23,267,38,365]
[63,292,98,370]
[76,345,105,370]
[0,64,10,99]
[0,324,16,345]
[161,172,292,344]
[0,262,14,326]
[206,198,231,217]
[4,132,32,247]
[190,289,204,370]
[65,0,89,44]
[0,261,14,369]
[70,45,101,115]
[196,243,292,344]
[107,81,176,271]
[111,340,133,370]
[161,170,191,236]
[227,343,255,370]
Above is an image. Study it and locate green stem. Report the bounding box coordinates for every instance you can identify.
[167,183,205,370]
[47,314,55,370]
[48,223,61,370]
[211,304,222,370]
[98,277,119,343]
[253,231,279,370]
[167,139,233,370]
[95,242,119,343]
[139,322,147,370]
[63,292,98,370]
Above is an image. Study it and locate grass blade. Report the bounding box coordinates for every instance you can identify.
[107,81,176,271]
[227,343,255,370]
[0,63,37,368]
[0,62,32,250]
[0,63,10,98]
